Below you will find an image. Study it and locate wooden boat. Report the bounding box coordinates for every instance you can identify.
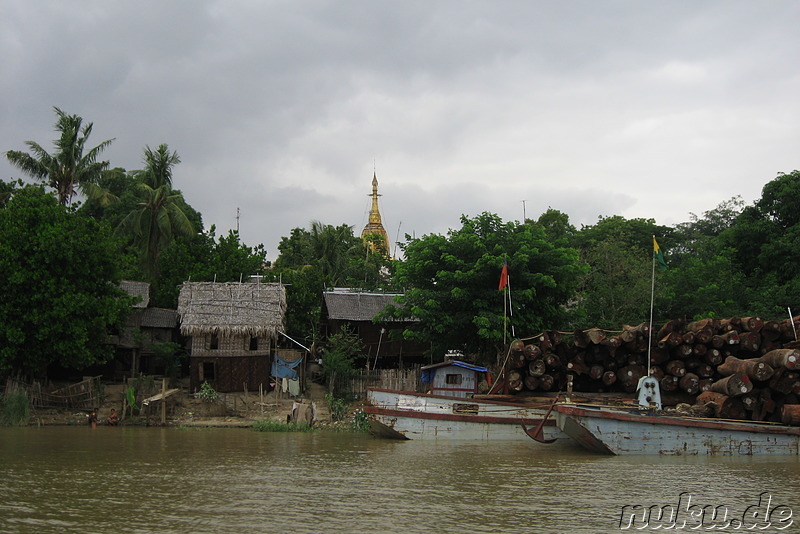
[365,387,569,441]
[554,403,800,455]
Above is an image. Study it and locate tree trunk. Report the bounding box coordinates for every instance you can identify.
[697,391,746,419]
[758,349,800,370]
[717,355,774,382]
[710,372,753,397]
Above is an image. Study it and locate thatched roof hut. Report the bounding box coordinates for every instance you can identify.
[177,281,287,339]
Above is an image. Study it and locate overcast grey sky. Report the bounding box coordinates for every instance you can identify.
[2,1,798,261]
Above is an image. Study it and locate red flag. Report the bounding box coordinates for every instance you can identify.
[498,262,508,290]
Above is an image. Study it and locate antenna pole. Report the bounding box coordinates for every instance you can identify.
[393,221,402,259]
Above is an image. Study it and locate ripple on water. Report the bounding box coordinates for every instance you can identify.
[1,427,799,533]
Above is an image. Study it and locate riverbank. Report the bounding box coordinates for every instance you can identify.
[25,380,365,430]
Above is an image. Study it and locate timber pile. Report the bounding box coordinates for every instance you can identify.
[506,316,800,423]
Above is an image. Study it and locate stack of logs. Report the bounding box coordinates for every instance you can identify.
[505,316,800,423]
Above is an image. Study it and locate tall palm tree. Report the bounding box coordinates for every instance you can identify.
[117,144,195,279]
[5,106,114,205]
[309,221,360,286]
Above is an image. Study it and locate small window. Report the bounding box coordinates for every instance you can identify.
[445,374,462,385]
[249,337,258,351]
[202,362,216,380]
[209,334,219,350]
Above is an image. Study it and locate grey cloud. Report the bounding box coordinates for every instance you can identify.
[2,1,799,261]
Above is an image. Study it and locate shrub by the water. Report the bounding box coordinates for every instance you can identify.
[195,381,219,403]
[1,391,30,426]
[352,409,370,433]
[325,394,349,421]
[252,420,315,432]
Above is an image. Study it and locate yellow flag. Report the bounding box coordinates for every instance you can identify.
[653,237,667,270]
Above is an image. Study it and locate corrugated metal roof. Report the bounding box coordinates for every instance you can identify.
[322,291,401,321]
[120,280,150,308]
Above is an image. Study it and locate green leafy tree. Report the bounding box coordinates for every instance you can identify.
[573,215,672,252]
[569,216,672,327]
[153,227,268,308]
[719,171,800,316]
[116,144,196,279]
[322,326,365,396]
[5,107,114,205]
[308,221,363,287]
[0,179,24,208]
[661,198,747,319]
[271,221,392,348]
[263,265,325,349]
[535,208,577,243]
[576,230,654,327]
[0,186,130,376]
[386,212,586,362]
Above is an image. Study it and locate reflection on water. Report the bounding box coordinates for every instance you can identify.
[1,427,799,533]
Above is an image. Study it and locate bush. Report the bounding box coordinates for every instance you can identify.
[1,390,30,426]
[352,409,370,433]
[195,381,219,403]
[325,393,349,421]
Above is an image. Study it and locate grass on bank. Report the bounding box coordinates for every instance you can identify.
[0,390,30,426]
[252,420,316,432]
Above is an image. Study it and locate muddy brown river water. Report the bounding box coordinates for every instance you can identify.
[1,426,799,533]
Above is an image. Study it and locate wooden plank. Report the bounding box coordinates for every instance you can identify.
[141,388,180,405]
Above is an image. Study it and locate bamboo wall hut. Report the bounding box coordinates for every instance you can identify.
[177,281,287,393]
[321,288,428,368]
[108,281,180,377]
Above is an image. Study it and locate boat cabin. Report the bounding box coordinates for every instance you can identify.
[420,361,491,398]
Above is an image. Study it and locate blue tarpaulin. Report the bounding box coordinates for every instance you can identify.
[271,355,304,379]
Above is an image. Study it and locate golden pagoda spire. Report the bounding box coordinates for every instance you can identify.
[361,171,390,256]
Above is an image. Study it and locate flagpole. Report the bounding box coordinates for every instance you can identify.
[503,285,508,345]
[647,236,657,377]
[508,275,515,337]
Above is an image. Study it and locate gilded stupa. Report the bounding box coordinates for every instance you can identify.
[361,172,390,256]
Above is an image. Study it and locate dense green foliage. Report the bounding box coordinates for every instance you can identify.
[116,144,196,279]
[0,186,130,375]
[4,106,800,377]
[386,213,586,361]
[322,327,365,396]
[570,215,671,328]
[0,390,30,426]
[153,226,268,308]
[268,221,393,347]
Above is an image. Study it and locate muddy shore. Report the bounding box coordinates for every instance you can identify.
[28,380,344,428]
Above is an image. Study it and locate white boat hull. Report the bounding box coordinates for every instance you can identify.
[365,388,568,441]
[556,404,800,455]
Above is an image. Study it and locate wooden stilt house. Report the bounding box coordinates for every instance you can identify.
[321,288,428,368]
[108,281,180,377]
[177,281,287,393]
